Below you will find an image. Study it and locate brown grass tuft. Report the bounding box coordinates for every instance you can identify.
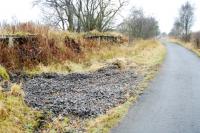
[0,86,3,92]
[10,84,25,97]
[112,59,126,70]
[0,102,8,120]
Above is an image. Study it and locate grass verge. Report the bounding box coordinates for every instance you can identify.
[169,38,200,56]
[0,84,42,133]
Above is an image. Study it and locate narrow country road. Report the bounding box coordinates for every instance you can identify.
[111,42,200,133]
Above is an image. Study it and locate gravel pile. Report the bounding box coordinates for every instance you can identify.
[16,66,141,117]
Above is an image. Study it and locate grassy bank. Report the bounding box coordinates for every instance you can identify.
[27,40,165,75]
[0,25,127,72]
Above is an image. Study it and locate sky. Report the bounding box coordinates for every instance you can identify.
[0,0,41,23]
[0,0,199,33]
[124,0,200,33]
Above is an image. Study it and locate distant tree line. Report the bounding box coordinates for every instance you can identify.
[118,7,160,40]
[169,1,194,42]
[34,0,126,32]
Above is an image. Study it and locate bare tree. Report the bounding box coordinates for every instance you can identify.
[169,19,183,38]
[36,0,76,31]
[142,17,160,39]
[60,0,75,31]
[118,7,159,40]
[179,1,194,41]
[170,1,194,41]
[34,0,126,32]
[72,0,126,32]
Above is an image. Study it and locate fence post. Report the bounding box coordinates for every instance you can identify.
[98,36,101,45]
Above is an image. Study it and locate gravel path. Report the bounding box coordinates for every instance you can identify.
[18,66,141,117]
[112,42,200,133]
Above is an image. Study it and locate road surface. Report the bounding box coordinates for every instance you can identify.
[111,42,200,133]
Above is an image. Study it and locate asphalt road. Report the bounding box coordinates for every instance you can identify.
[111,42,200,133]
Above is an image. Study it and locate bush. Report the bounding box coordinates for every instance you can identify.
[0,66,10,80]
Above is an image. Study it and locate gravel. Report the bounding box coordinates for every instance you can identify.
[11,65,141,118]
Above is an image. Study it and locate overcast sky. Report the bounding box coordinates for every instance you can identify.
[0,0,199,33]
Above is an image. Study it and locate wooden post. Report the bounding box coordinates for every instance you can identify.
[98,36,101,45]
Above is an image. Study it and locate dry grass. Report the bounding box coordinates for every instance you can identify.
[131,40,166,66]
[0,86,3,92]
[0,85,42,133]
[27,40,165,75]
[0,102,8,120]
[85,40,165,66]
[0,23,126,71]
[41,116,70,133]
[169,38,200,56]
[10,84,25,97]
[86,96,137,133]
